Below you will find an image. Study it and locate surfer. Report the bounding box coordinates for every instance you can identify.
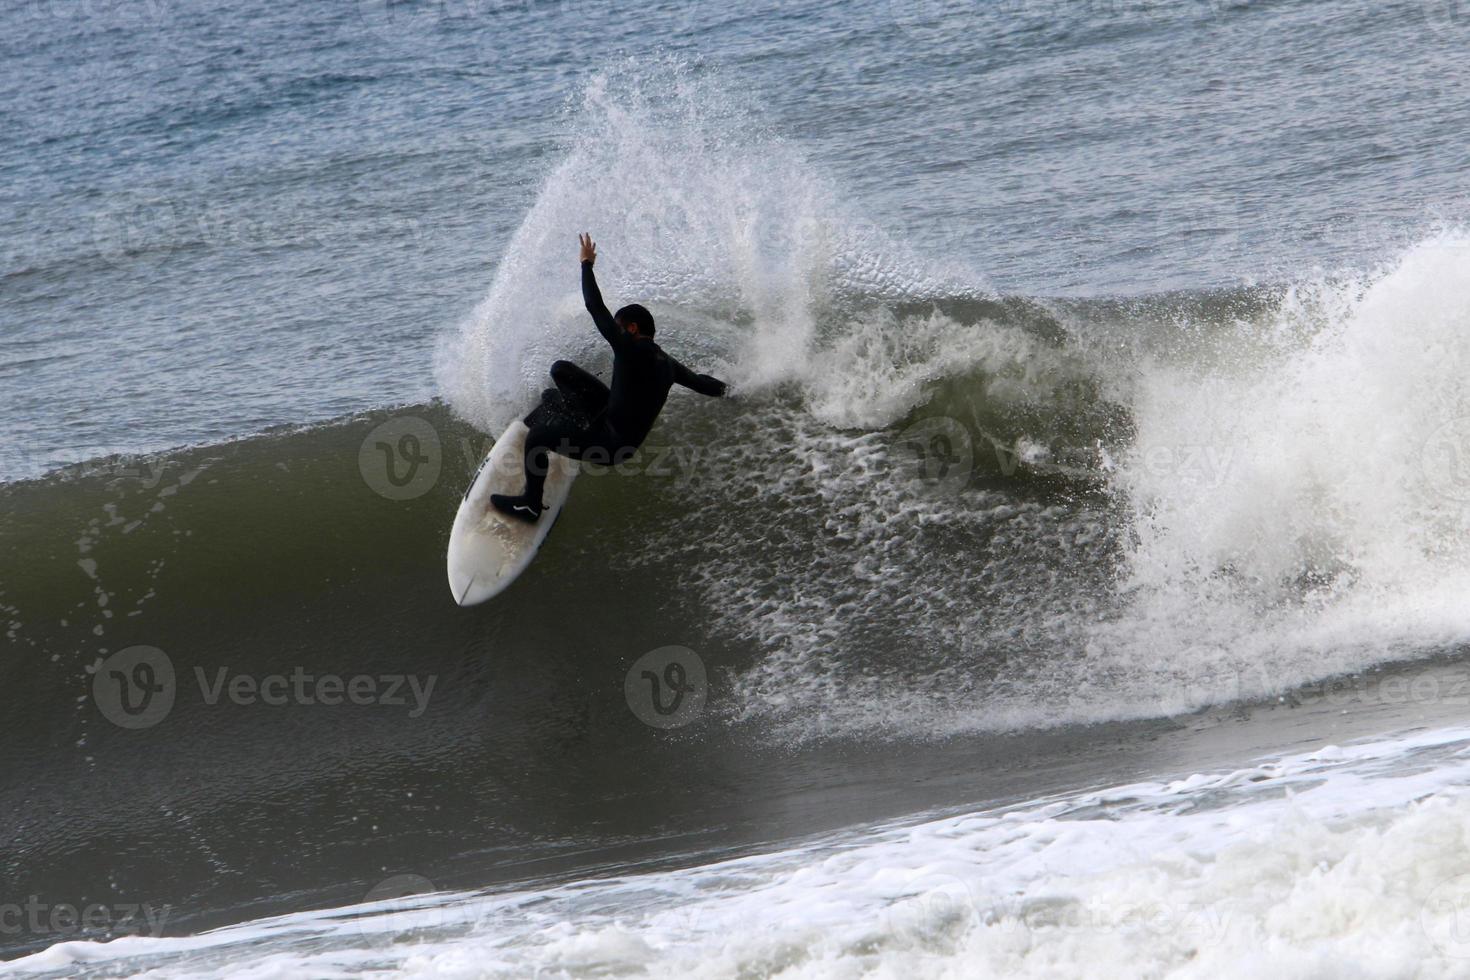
[491,233,729,523]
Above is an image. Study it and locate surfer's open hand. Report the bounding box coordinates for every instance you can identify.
[579,232,597,265]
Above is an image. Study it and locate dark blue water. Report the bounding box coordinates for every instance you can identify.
[4,0,1469,479]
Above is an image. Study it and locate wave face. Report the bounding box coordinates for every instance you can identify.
[12,53,1470,967]
[436,66,1470,741]
[16,232,1470,955]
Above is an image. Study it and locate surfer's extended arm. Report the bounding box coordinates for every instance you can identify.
[579,233,623,348]
[671,358,728,397]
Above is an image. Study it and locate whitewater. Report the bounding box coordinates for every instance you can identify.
[15,725,1470,978]
[435,66,1470,740]
[6,1,1470,976]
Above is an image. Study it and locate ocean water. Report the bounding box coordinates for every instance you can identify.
[5,0,1470,975]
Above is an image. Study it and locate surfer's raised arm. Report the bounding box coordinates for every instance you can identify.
[490,231,726,525]
[578,232,624,347]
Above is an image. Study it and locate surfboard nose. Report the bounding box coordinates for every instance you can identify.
[450,572,481,607]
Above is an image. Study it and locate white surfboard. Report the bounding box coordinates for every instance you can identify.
[447,420,578,606]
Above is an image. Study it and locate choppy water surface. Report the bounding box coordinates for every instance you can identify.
[6,0,1470,975]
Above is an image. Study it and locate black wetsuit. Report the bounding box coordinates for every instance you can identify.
[507,260,726,513]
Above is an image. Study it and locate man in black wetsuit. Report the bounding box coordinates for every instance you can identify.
[490,233,728,523]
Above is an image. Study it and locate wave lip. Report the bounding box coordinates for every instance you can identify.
[434,59,982,439]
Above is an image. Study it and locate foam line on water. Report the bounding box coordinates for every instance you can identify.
[15,725,1470,978]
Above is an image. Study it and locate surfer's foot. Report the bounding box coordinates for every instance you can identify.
[491,493,543,524]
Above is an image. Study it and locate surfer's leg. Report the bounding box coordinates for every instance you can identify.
[491,419,589,524]
[550,360,610,419]
[524,386,574,428]
[523,362,606,430]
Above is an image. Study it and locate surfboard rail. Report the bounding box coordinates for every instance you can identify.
[446,420,577,606]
